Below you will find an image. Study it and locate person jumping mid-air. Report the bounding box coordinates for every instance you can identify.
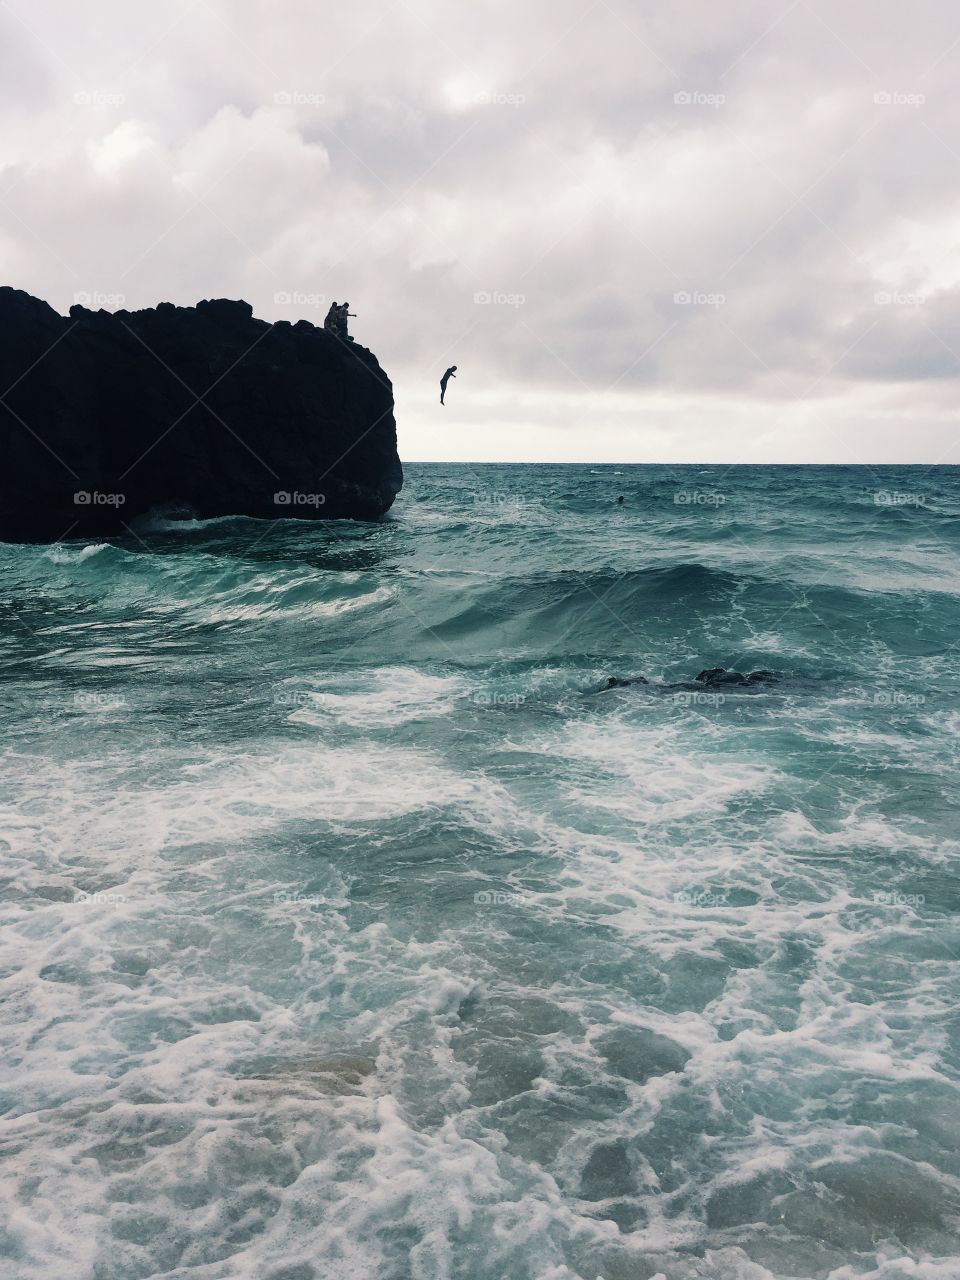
[440,365,457,405]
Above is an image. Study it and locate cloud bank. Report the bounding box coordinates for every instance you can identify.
[1,0,959,461]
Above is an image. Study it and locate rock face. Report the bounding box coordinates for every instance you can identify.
[0,288,402,540]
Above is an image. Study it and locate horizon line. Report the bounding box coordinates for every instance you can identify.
[401,459,960,467]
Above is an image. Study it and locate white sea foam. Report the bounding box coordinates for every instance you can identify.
[549,718,774,824]
[6,465,960,1278]
[42,541,108,563]
[284,666,466,728]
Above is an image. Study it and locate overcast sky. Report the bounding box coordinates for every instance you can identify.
[1,0,959,462]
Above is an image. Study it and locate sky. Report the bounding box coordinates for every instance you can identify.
[1,0,959,463]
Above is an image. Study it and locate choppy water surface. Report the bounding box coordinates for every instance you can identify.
[2,463,960,1280]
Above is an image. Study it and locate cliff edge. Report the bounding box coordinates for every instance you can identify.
[0,288,403,540]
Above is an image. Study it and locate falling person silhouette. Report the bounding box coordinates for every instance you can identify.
[440,365,457,405]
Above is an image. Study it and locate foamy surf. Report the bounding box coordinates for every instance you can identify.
[3,462,960,1279]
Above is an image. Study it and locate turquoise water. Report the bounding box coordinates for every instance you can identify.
[2,463,960,1279]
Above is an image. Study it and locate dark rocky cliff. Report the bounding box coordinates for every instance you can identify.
[0,288,402,540]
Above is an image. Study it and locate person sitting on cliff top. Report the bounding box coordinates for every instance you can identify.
[440,365,457,405]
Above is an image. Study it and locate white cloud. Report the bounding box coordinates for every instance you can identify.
[1,0,959,459]
[87,120,156,175]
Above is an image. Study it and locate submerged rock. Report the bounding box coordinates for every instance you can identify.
[580,1139,635,1199]
[596,1024,691,1084]
[0,287,402,540]
[594,668,779,694]
[695,667,778,687]
[238,1053,375,1097]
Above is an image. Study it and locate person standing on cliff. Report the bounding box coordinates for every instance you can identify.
[440,365,457,405]
[323,302,355,340]
[324,302,341,335]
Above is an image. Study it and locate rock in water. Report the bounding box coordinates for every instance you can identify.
[0,288,403,540]
[695,667,778,687]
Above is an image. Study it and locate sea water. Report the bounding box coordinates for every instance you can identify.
[1,463,959,1279]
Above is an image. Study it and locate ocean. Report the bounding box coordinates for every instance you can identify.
[2,463,959,1280]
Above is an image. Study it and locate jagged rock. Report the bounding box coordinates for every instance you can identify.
[603,675,648,689]
[596,669,780,694]
[0,287,402,540]
[695,667,731,684]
